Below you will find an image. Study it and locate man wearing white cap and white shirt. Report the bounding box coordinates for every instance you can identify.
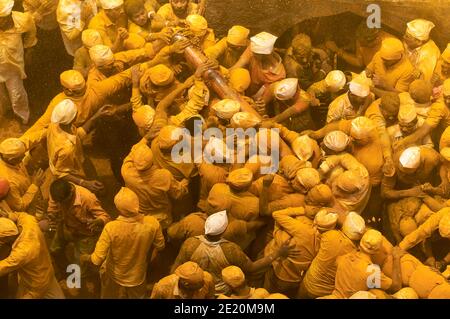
[88,0,129,53]
[326,77,374,124]
[306,70,347,126]
[403,19,441,83]
[381,145,440,201]
[0,0,37,125]
[231,31,286,96]
[57,0,98,56]
[171,210,291,295]
[262,78,316,132]
[46,99,111,193]
[387,103,434,149]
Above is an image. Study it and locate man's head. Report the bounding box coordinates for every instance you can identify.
[133,105,155,136]
[170,0,190,18]
[292,167,321,194]
[81,29,103,49]
[50,179,75,204]
[325,70,346,93]
[379,38,404,68]
[0,217,18,247]
[398,103,418,136]
[0,0,13,28]
[342,212,366,241]
[89,45,116,76]
[228,68,251,94]
[175,261,205,291]
[322,130,350,155]
[0,138,26,165]
[114,187,140,217]
[348,79,370,108]
[222,266,246,290]
[226,168,253,192]
[131,143,153,171]
[313,209,338,233]
[306,184,333,207]
[350,117,375,146]
[274,78,298,101]
[186,14,208,38]
[398,146,421,174]
[409,80,432,104]
[403,19,434,50]
[356,22,381,48]
[250,32,277,57]
[204,210,228,239]
[360,229,383,255]
[333,171,364,197]
[227,25,249,55]
[60,70,86,98]
[100,0,124,22]
[291,33,312,66]
[51,99,78,127]
[379,93,400,125]
[124,0,147,26]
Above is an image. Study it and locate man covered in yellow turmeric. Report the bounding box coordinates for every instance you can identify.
[0,213,64,298]
[82,187,165,298]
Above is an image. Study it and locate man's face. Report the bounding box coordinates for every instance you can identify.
[399,118,418,136]
[382,57,402,68]
[403,32,423,50]
[293,48,311,67]
[351,135,371,146]
[348,92,366,108]
[105,7,123,22]
[1,153,25,166]
[360,33,380,48]
[227,42,246,56]
[98,61,116,77]
[63,86,86,99]
[179,277,204,292]
[380,105,399,126]
[170,0,189,16]
[132,8,148,26]
[444,94,450,107]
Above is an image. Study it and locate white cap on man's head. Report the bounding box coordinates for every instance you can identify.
[406,19,435,41]
[0,0,14,17]
[250,32,278,55]
[99,0,123,10]
[205,211,228,236]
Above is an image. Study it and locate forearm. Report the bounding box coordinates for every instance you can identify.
[388,255,402,293]
[422,196,445,212]
[336,50,363,68]
[259,187,270,216]
[312,121,341,139]
[62,174,88,187]
[247,252,278,273]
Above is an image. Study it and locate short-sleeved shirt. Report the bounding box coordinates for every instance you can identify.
[327,92,374,123]
[332,251,392,299]
[425,100,450,129]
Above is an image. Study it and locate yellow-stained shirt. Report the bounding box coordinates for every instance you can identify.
[399,208,450,251]
[46,123,87,179]
[88,9,122,49]
[332,251,392,299]
[366,52,416,92]
[302,229,357,297]
[47,184,111,238]
[205,37,245,69]
[0,160,38,212]
[0,213,55,298]
[121,153,188,229]
[269,208,320,282]
[197,163,228,212]
[151,272,214,299]
[424,100,450,129]
[405,39,441,83]
[327,92,375,123]
[356,31,396,67]
[91,214,165,287]
[339,120,384,186]
[0,11,37,80]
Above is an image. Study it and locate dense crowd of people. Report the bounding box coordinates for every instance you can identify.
[0,0,449,299]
